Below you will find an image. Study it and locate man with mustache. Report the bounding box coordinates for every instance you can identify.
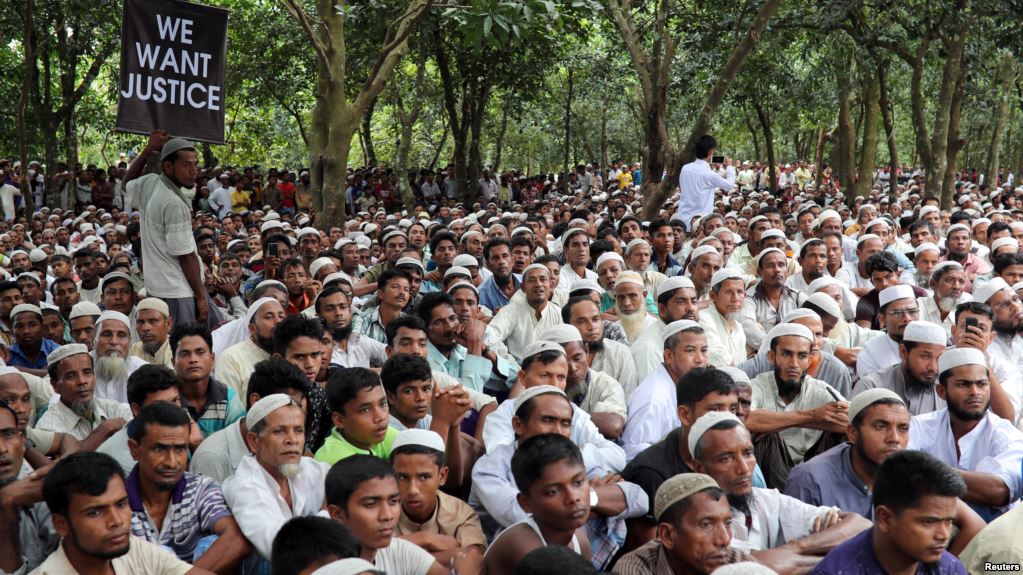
[215,298,286,398]
[744,323,848,488]
[917,261,968,338]
[912,241,941,293]
[487,264,564,363]
[91,310,146,404]
[418,292,509,394]
[223,393,330,561]
[856,285,921,378]
[699,269,747,368]
[613,271,659,344]
[562,295,639,397]
[352,269,413,345]
[629,276,701,382]
[908,347,1023,520]
[739,248,805,352]
[126,401,250,572]
[690,412,870,573]
[36,343,131,442]
[785,239,828,295]
[982,277,1023,378]
[317,285,387,369]
[852,321,949,416]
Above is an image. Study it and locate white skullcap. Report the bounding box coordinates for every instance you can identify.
[782,309,820,324]
[260,220,284,233]
[334,238,354,250]
[460,230,483,241]
[919,205,940,217]
[1013,281,1023,292]
[511,226,533,237]
[711,227,733,238]
[298,227,320,238]
[446,281,478,297]
[255,280,288,293]
[754,247,785,268]
[46,343,89,367]
[614,271,645,290]
[758,322,815,354]
[363,223,379,234]
[100,272,134,291]
[946,223,970,237]
[381,230,407,245]
[562,227,588,244]
[662,319,703,344]
[521,340,566,361]
[68,301,102,320]
[29,248,46,263]
[938,347,987,375]
[748,215,769,227]
[391,429,446,453]
[689,245,719,263]
[395,257,425,272]
[687,411,743,457]
[309,257,334,278]
[522,263,550,278]
[452,254,479,268]
[656,276,696,299]
[322,272,354,288]
[849,388,906,423]
[807,276,842,294]
[595,251,625,269]
[513,384,567,414]
[914,242,940,258]
[974,277,1011,304]
[246,393,295,430]
[971,218,992,229]
[856,233,881,246]
[804,292,842,320]
[711,563,778,575]
[10,304,41,320]
[991,237,1019,253]
[710,269,745,289]
[625,239,650,254]
[902,320,947,345]
[717,365,751,386]
[541,324,583,344]
[930,261,963,278]
[759,229,785,241]
[136,297,170,317]
[96,310,130,329]
[264,210,281,221]
[16,272,41,285]
[865,218,891,231]
[570,279,604,295]
[879,285,915,308]
[444,266,471,280]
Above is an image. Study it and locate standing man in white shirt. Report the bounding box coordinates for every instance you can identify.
[676,135,736,232]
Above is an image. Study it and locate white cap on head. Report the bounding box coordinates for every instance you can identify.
[938,347,987,375]
[930,261,963,277]
[520,340,565,361]
[919,205,940,217]
[395,257,425,272]
[452,254,479,268]
[687,411,743,457]
[29,248,46,263]
[136,298,170,317]
[96,310,130,330]
[710,269,745,290]
[614,271,645,290]
[541,324,583,344]
[902,321,948,345]
[807,276,842,294]
[656,276,695,299]
[513,385,567,414]
[446,281,478,297]
[804,292,842,320]
[10,304,41,320]
[717,365,751,386]
[879,285,915,308]
[991,237,1019,253]
[855,233,880,247]
[298,227,320,238]
[759,229,785,241]
[689,245,719,265]
[914,242,940,258]
[444,266,471,280]
[782,309,820,324]
[971,218,992,229]
[757,322,815,354]
[625,239,650,254]
[309,257,335,278]
[848,388,906,423]
[68,301,102,320]
[865,217,891,231]
[246,393,295,430]
[946,223,970,237]
[596,251,625,269]
[46,343,89,367]
[522,263,550,279]
[391,429,446,453]
[569,279,604,295]
[754,247,785,268]
[973,277,1010,304]
[661,319,703,344]
[311,558,384,575]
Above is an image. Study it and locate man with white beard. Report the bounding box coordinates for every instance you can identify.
[912,242,941,293]
[91,310,146,404]
[35,343,131,441]
[918,261,970,338]
[222,392,330,560]
[699,269,747,367]
[613,271,659,344]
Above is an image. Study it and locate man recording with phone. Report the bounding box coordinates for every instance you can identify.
[676,134,736,233]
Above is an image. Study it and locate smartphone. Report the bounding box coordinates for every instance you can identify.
[268,243,280,258]
[965,316,978,331]
[712,155,725,164]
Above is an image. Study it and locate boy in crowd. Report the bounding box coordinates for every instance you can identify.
[316,367,399,464]
[269,516,361,575]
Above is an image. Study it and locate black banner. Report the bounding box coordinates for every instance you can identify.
[116,0,229,144]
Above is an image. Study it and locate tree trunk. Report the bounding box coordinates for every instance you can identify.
[877,62,899,196]
[753,101,776,193]
[362,96,378,166]
[600,92,609,168]
[493,105,509,174]
[987,52,1017,189]
[17,0,33,215]
[856,73,880,198]
[836,62,856,191]
[942,72,967,207]
[392,42,428,212]
[562,68,573,193]
[926,21,969,201]
[814,126,829,190]
[745,109,762,161]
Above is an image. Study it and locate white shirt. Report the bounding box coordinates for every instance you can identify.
[35,397,132,441]
[190,420,249,483]
[486,298,564,362]
[482,396,626,473]
[215,339,270,399]
[835,261,872,292]
[730,487,838,553]
[621,364,679,460]
[909,409,1023,508]
[131,173,203,299]
[676,159,736,230]
[630,320,667,387]
[856,335,901,379]
[222,454,330,559]
[331,332,387,368]
[592,339,639,398]
[372,537,437,575]
[699,306,747,367]
[91,353,147,404]
[917,296,965,340]
[208,186,233,218]
[991,333,1023,380]
[558,265,599,294]
[613,314,661,345]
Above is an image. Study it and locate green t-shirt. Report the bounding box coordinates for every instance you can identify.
[314,426,398,465]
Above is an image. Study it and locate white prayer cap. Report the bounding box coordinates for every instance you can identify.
[562,227,589,244]
[246,393,295,430]
[595,251,625,269]
[710,269,745,290]
[717,365,751,387]
[930,261,963,278]
[100,271,134,291]
[298,227,320,238]
[754,247,785,268]
[946,223,970,237]
[46,343,89,367]
[614,270,645,290]
[391,429,446,454]
[865,217,891,231]
[16,272,41,285]
[452,254,479,268]
[687,411,743,457]
[29,248,46,263]
[521,340,565,361]
[878,285,915,308]
[1013,281,1023,292]
[569,279,604,295]
[522,263,550,279]
[625,239,650,254]
[973,277,1010,305]
[759,229,785,241]
[856,233,881,246]
[256,280,288,293]
[136,298,169,318]
[919,205,940,217]
[460,230,483,242]
[511,226,533,238]
[260,220,284,233]
[656,276,695,299]
[817,209,841,223]
[914,242,940,258]
[322,272,354,288]
[970,217,992,229]
[902,320,947,345]
[662,319,703,344]
[848,388,906,423]
[68,301,102,320]
[264,210,281,221]
[10,304,41,320]
[757,322,815,354]
[711,227,733,238]
[513,384,567,414]
[395,257,425,272]
[710,562,778,575]
[96,310,130,329]
[334,238,354,250]
[541,324,583,344]
[689,245,719,263]
[782,308,820,324]
[938,347,987,375]
[444,266,471,280]
[748,215,769,227]
[804,292,842,320]
[991,237,1019,254]
[446,281,478,297]
[807,276,842,294]
[309,257,335,278]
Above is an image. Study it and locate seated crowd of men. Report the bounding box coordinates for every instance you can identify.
[6,142,1023,575]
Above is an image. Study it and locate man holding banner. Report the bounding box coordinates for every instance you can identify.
[123,129,222,329]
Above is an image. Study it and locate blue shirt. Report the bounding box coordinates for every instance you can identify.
[812,527,965,575]
[8,338,59,370]
[478,274,520,312]
[785,443,872,519]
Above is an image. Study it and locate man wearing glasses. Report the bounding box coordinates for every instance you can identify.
[856,285,921,378]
